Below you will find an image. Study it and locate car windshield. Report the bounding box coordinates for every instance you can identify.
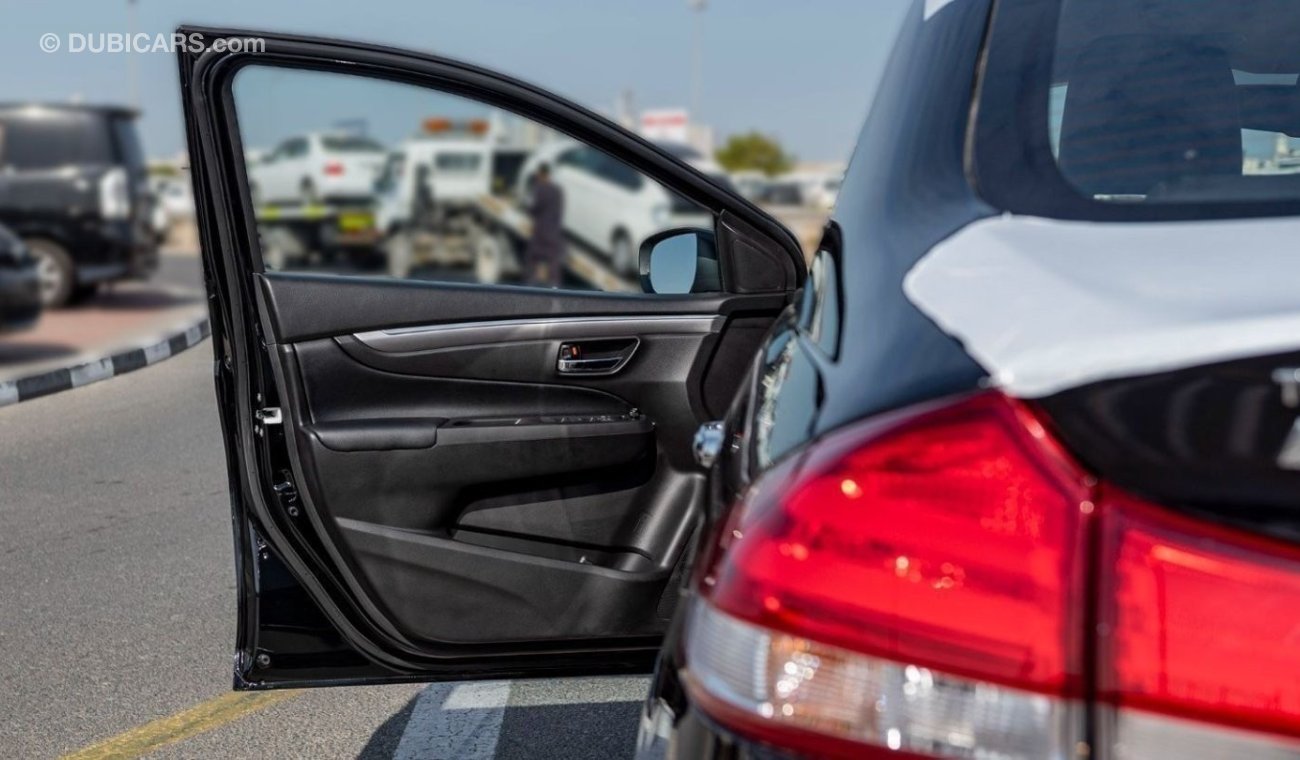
[0,110,116,170]
[375,152,405,193]
[1050,0,1300,204]
[321,135,385,153]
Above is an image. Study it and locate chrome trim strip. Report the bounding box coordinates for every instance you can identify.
[352,314,724,353]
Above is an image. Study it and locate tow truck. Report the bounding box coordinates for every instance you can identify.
[255,116,633,291]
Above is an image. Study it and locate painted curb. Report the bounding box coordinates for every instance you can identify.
[0,313,210,408]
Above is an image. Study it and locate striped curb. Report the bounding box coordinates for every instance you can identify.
[0,312,210,408]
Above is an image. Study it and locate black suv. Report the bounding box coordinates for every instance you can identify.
[0,104,158,306]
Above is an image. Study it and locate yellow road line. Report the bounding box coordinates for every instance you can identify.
[61,689,303,760]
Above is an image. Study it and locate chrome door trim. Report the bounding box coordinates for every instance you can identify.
[351,314,724,353]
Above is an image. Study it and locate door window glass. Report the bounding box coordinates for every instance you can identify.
[233,66,714,293]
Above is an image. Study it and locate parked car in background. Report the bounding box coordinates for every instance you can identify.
[0,103,158,307]
[0,223,41,333]
[248,132,387,206]
[516,140,724,274]
[752,179,807,207]
[729,170,770,201]
[805,174,841,210]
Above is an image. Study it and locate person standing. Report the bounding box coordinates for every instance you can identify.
[524,163,565,287]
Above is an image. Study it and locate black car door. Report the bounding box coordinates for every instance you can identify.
[178,27,804,688]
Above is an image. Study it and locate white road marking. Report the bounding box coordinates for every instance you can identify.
[0,381,17,407]
[392,677,650,760]
[393,681,510,760]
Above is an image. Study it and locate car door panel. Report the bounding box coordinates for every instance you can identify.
[259,271,780,650]
[179,26,804,686]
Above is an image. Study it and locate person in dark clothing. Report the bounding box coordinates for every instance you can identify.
[524,163,565,287]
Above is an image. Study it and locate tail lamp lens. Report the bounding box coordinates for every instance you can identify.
[684,600,1080,760]
[98,167,131,220]
[684,390,1300,758]
[687,393,1094,757]
[1101,492,1300,747]
[703,393,1094,694]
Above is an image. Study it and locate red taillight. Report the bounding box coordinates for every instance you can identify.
[1101,491,1300,743]
[323,161,345,176]
[684,390,1300,758]
[688,393,1094,758]
[705,393,1094,695]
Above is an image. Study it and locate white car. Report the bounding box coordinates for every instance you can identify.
[249,132,387,206]
[149,177,194,219]
[516,140,724,275]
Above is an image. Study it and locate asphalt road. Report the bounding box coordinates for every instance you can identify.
[0,257,648,758]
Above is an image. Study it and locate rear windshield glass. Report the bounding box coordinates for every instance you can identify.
[1050,0,1300,205]
[320,135,385,153]
[0,111,116,170]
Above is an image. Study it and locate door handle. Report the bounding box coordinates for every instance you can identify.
[557,356,623,373]
[557,339,638,376]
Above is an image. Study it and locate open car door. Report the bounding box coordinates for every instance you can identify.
[177,27,804,688]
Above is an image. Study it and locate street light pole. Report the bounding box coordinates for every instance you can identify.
[127,0,140,111]
[689,0,706,123]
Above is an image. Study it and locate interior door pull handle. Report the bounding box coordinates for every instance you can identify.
[557,356,622,372]
[557,340,638,375]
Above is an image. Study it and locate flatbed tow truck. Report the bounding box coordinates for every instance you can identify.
[255,194,633,292]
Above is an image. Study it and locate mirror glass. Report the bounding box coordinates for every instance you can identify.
[647,231,704,294]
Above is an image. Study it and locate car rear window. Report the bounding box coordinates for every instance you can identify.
[0,110,117,170]
[1050,0,1300,205]
[320,135,385,153]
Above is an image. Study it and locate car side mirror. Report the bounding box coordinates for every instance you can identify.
[638,228,721,294]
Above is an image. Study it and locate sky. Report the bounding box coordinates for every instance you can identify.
[0,0,914,163]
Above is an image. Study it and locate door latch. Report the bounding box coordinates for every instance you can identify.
[255,407,283,425]
[273,471,301,518]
